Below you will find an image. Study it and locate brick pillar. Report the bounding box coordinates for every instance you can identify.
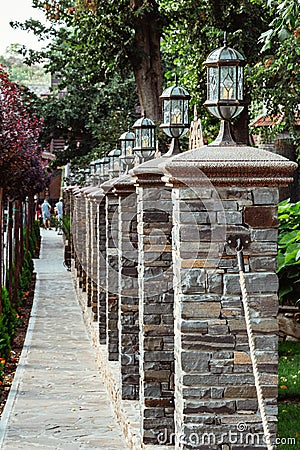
[82,187,98,306]
[163,145,297,449]
[97,191,107,344]
[75,189,86,290]
[102,180,120,361]
[85,192,92,306]
[114,175,139,400]
[132,157,175,444]
[89,190,103,322]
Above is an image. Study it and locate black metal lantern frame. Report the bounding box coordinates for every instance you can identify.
[203,34,247,145]
[133,115,156,161]
[160,84,190,154]
[119,129,136,170]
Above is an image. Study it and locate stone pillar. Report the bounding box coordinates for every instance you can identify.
[83,187,98,306]
[114,175,140,400]
[75,189,86,290]
[97,190,107,344]
[85,191,92,307]
[89,189,104,322]
[163,145,297,449]
[102,179,120,361]
[132,157,175,444]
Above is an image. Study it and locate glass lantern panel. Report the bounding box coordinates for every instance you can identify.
[232,105,244,119]
[114,159,119,172]
[163,99,170,125]
[219,105,235,120]
[208,106,222,119]
[220,66,236,100]
[141,128,152,147]
[126,141,133,155]
[183,99,189,124]
[220,47,234,60]
[181,127,189,137]
[237,66,243,100]
[135,129,142,149]
[121,140,126,155]
[171,99,183,124]
[208,67,218,101]
[163,127,172,138]
[144,149,155,159]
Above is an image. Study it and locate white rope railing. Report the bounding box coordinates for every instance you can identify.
[236,240,275,450]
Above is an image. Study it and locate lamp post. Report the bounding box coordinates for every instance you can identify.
[119,129,136,172]
[108,148,121,178]
[159,82,190,155]
[203,33,246,145]
[133,114,156,162]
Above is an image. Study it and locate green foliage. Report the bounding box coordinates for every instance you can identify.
[278,404,300,449]
[278,341,300,449]
[277,200,300,305]
[278,341,300,399]
[0,287,18,361]
[0,48,50,89]
[251,0,300,145]
[62,214,71,241]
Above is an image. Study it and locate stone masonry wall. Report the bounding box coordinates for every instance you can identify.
[90,198,98,321]
[86,194,92,307]
[118,191,140,400]
[106,193,120,361]
[172,186,279,450]
[76,192,87,292]
[98,197,107,344]
[137,186,175,445]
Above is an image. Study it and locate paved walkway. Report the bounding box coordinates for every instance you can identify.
[0,229,127,449]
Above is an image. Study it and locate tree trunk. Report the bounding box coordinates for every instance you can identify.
[274,135,299,202]
[232,107,250,145]
[8,201,13,305]
[129,0,163,121]
[13,200,21,308]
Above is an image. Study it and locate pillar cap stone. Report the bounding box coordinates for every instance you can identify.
[87,187,105,202]
[113,173,136,196]
[74,186,95,197]
[100,177,115,194]
[82,186,100,197]
[130,155,170,187]
[162,145,298,187]
[64,186,80,194]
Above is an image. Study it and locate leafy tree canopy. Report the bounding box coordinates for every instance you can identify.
[0,65,49,199]
[251,0,300,141]
[11,0,300,168]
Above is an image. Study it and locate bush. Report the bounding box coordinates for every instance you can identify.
[0,287,18,361]
[277,200,300,305]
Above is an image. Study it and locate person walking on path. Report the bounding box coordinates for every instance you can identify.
[0,230,127,449]
[41,198,51,230]
[55,197,63,235]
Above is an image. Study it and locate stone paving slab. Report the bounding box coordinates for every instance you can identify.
[0,229,128,450]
